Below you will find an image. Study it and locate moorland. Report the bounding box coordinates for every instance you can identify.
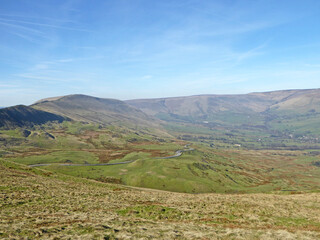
[1,89,320,238]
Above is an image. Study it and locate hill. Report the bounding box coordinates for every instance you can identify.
[1,90,320,238]
[1,159,320,239]
[126,89,320,135]
[32,94,158,127]
[126,89,320,118]
[268,89,320,114]
[0,105,66,129]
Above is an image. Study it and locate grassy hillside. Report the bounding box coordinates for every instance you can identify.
[269,89,320,114]
[1,159,320,239]
[0,105,67,129]
[126,89,299,117]
[127,89,320,142]
[18,143,320,194]
[126,89,320,118]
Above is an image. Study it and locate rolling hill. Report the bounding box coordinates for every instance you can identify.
[127,89,320,118]
[126,89,320,133]
[32,94,158,127]
[268,89,320,114]
[1,89,320,194]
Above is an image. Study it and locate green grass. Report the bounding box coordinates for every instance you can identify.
[31,149,235,193]
[6,140,320,194]
[2,120,320,194]
[108,152,151,163]
[275,216,320,228]
[27,148,282,193]
[164,123,216,135]
[117,205,188,220]
[10,151,99,165]
[205,112,265,126]
[62,121,100,134]
[0,129,23,138]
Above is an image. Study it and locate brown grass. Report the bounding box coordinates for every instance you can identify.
[1,160,320,239]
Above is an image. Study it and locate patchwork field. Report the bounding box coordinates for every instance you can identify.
[1,122,320,194]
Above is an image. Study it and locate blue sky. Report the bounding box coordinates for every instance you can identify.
[1,0,320,106]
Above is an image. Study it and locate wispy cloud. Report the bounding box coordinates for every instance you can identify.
[15,74,69,83]
[15,73,95,84]
[0,20,49,43]
[0,17,90,32]
[0,20,45,35]
[8,31,40,43]
[25,56,105,71]
[1,0,319,106]
[0,13,74,23]
[229,42,268,63]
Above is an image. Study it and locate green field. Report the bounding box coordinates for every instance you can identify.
[11,151,99,165]
[1,120,320,194]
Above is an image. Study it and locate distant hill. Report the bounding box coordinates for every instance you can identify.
[266,89,320,114]
[32,94,158,127]
[126,88,320,134]
[3,89,320,133]
[127,89,319,117]
[0,105,67,128]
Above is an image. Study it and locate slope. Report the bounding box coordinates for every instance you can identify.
[1,159,320,239]
[126,89,305,118]
[126,89,320,134]
[32,94,158,127]
[268,88,320,114]
[0,105,67,129]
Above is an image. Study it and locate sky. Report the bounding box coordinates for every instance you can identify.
[1,0,320,106]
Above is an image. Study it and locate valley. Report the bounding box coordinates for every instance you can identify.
[1,89,320,238]
[1,90,320,194]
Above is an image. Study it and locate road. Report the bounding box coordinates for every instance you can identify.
[157,144,194,159]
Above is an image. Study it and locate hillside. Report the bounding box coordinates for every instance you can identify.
[126,89,320,135]
[268,89,320,114]
[126,89,320,118]
[126,90,280,114]
[0,105,66,129]
[1,159,320,239]
[32,94,158,127]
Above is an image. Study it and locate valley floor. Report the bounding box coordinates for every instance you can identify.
[1,159,320,239]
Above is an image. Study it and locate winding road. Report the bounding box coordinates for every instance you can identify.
[157,144,194,159]
[28,144,194,168]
